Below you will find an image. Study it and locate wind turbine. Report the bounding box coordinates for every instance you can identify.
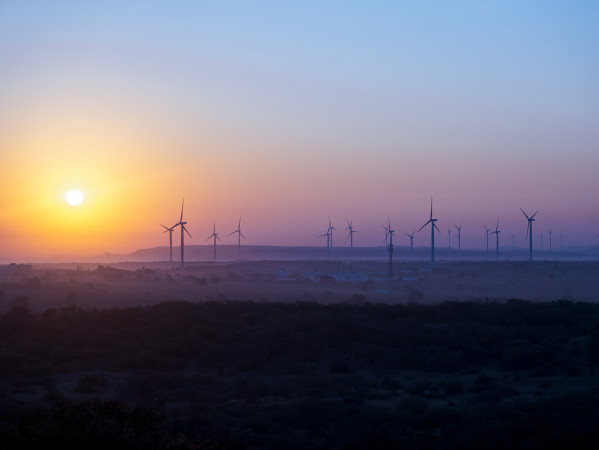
[521,209,539,262]
[483,223,491,252]
[548,228,552,252]
[418,198,440,266]
[489,219,500,262]
[173,199,192,269]
[386,217,395,280]
[228,216,246,257]
[447,228,452,249]
[206,221,220,262]
[328,218,336,249]
[454,223,462,251]
[512,234,515,248]
[539,232,544,250]
[319,226,331,259]
[345,219,357,269]
[382,223,389,247]
[405,230,416,253]
[160,223,178,262]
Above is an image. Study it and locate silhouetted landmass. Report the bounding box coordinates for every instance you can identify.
[2,300,599,448]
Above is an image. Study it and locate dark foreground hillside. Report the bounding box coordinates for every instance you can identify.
[2,300,599,448]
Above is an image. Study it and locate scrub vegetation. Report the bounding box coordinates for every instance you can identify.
[2,298,599,448]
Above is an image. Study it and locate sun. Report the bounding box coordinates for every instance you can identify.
[65,189,84,206]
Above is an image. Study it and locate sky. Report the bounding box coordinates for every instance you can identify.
[1,1,598,259]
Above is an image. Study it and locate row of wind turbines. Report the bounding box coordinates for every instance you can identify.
[161,198,554,269]
[319,200,551,269]
[161,200,246,269]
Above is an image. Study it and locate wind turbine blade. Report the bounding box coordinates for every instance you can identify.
[216,235,221,241]
[205,235,212,242]
[180,199,184,222]
[240,232,246,240]
[417,220,431,233]
[520,208,530,220]
[531,211,539,219]
[430,197,433,219]
[227,230,237,236]
[183,226,192,238]
[433,222,440,233]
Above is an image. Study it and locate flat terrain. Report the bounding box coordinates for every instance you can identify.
[1,259,599,312]
[1,260,599,448]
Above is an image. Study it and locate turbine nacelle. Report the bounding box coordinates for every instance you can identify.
[418,218,440,233]
[345,218,357,244]
[228,217,246,240]
[206,221,220,241]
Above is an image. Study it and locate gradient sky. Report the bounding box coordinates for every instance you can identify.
[1,1,598,259]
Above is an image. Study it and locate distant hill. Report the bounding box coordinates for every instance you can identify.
[4,244,597,265]
[89,244,599,264]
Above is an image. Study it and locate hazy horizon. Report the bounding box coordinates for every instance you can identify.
[1,1,598,258]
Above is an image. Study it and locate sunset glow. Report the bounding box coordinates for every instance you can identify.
[1,1,598,260]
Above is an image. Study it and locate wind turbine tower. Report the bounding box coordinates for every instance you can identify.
[328,218,336,249]
[539,232,544,250]
[418,198,440,266]
[484,223,491,252]
[319,226,331,259]
[454,223,462,251]
[548,228,552,252]
[447,228,452,249]
[489,219,501,262]
[386,217,395,280]
[382,223,389,248]
[228,217,246,257]
[405,230,416,254]
[345,219,357,270]
[160,223,178,262]
[174,199,192,269]
[521,209,539,262]
[206,221,220,262]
